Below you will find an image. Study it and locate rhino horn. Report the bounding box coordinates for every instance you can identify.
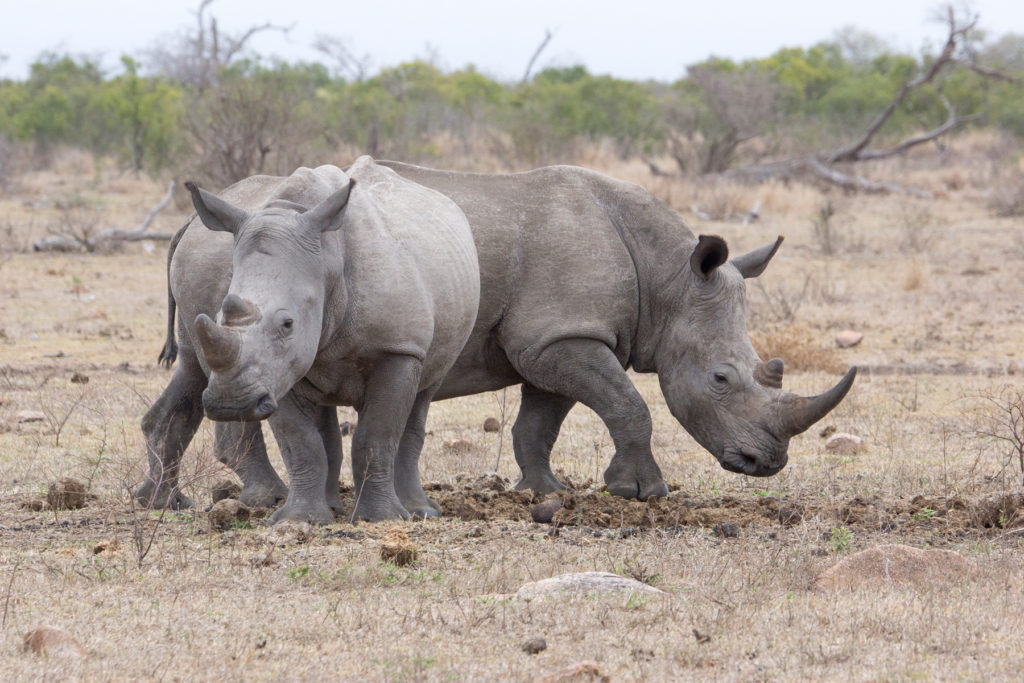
[778,366,857,436]
[755,358,784,389]
[195,314,240,372]
[221,294,261,326]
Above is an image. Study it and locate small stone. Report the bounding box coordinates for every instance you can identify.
[813,544,976,591]
[70,372,89,384]
[825,433,863,454]
[522,637,547,654]
[210,479,242,503]
[444,438,474,454]
[713,522,739,538]
[257,521,315,546]
[483,417,501,432]
[339,421,355,436]
[23,626,85,659]
[208,498,251,531]
[16,410,45,424]
[380,527,417,566]
[835,330,864,348]
[532,498,564,524]
[47,478,87,510]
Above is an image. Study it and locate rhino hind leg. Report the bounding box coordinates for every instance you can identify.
[213,421,288,508]
[317,405,345,514]
[510,384,575,495]
[394,385,443,519]
[349,354,422,523]
[514,338,669,501]
[134,348,206,510]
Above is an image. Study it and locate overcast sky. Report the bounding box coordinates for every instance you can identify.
[2,0,1022,82]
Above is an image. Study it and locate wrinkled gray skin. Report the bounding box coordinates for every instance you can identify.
[134,156,479,524]
[138,161,855,520]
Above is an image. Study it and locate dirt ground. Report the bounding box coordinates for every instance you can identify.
[1,143,1024,680]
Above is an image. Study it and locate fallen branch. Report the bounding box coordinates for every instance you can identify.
[34,181,176,252]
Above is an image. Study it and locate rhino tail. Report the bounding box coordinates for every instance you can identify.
[158,218,191,369]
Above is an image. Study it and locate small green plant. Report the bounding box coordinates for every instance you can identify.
[829,526,852,554]
[914,508,936,520]
[625,593,649,610]
[288,565,310,582]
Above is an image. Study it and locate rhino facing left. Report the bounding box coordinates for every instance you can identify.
[133,156,480,524]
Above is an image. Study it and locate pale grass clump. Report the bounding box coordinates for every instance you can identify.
[751,325,843,374]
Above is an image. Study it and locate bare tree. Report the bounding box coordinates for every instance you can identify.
[521,28,555,84]
[313,34,371,82]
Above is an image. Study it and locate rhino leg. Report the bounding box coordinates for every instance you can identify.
[266,392,335,526]
[394,386,442,519]
[134,347,204,510]
[511,384,575,495]
[515,339,669,500]
[213,421,288,508]
[317,405,345,514]
[350,354,420,523]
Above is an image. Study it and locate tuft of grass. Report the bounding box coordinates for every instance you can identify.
[751,325,843,373]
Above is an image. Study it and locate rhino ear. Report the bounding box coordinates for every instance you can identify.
[185,182,250,234]
[690,234,729,281]
[731,235,784,279]
[301,179,356,234]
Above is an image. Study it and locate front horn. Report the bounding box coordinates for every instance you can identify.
[195,314,241,372]
[778,367,858,436]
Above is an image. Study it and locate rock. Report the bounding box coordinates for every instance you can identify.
[339,420,355,436]
[22,626,85,659]
[46,478,87,510]
[483,417,501,432]
[516,572,664,601]
[825,432,863,454]
[471,472,506,492]
[713,522,739,538]
[531,498,564,524]
[534,661,609,683]
[380,527,417,566]
[210,479,242,503]
[208,498,251,531]
[813,544,976,591]
[70,372,89,384]
[257,521,315,546]
[16,410,45,424]
[835,330,863,348]
[444,438,474,454]
[522,637,547,654]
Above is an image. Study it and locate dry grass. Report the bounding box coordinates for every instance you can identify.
[2,139,1024,679]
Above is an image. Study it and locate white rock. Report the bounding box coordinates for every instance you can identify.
[16,410,45,424]
[825,432,863,454]
[835,330,864,348]
[515,572,664,601]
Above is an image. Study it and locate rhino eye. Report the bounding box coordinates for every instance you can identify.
[282,318,293,331]
[713,372,729,385]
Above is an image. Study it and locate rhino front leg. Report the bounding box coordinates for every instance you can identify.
[515,338,669,500]
[511,384,576,495]
[394,385,442,519]
[266,392,334,526]
[213,421,288,508]
[317,405,345,514]
[350,354,421,523]
[134,349,204,510]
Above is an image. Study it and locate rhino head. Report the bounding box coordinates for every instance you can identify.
[184,179,355,421]
[654,234,856,477]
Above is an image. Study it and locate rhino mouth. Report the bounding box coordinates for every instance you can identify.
[202,387,278,422]
[720,447,786,477]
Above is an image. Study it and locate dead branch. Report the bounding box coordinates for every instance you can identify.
[33,181,175,252]
[521,28,555,84]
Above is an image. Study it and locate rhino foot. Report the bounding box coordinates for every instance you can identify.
[514,472,567,496]
[404,496,442,520]
[350,495,410,523]
[134,480,194,510]
[269,500,335,526]
[326,491,346,515]
[604,472,669,501]
[239,483,288,509]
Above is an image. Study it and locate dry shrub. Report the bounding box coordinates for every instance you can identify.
[751,324,843,373]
